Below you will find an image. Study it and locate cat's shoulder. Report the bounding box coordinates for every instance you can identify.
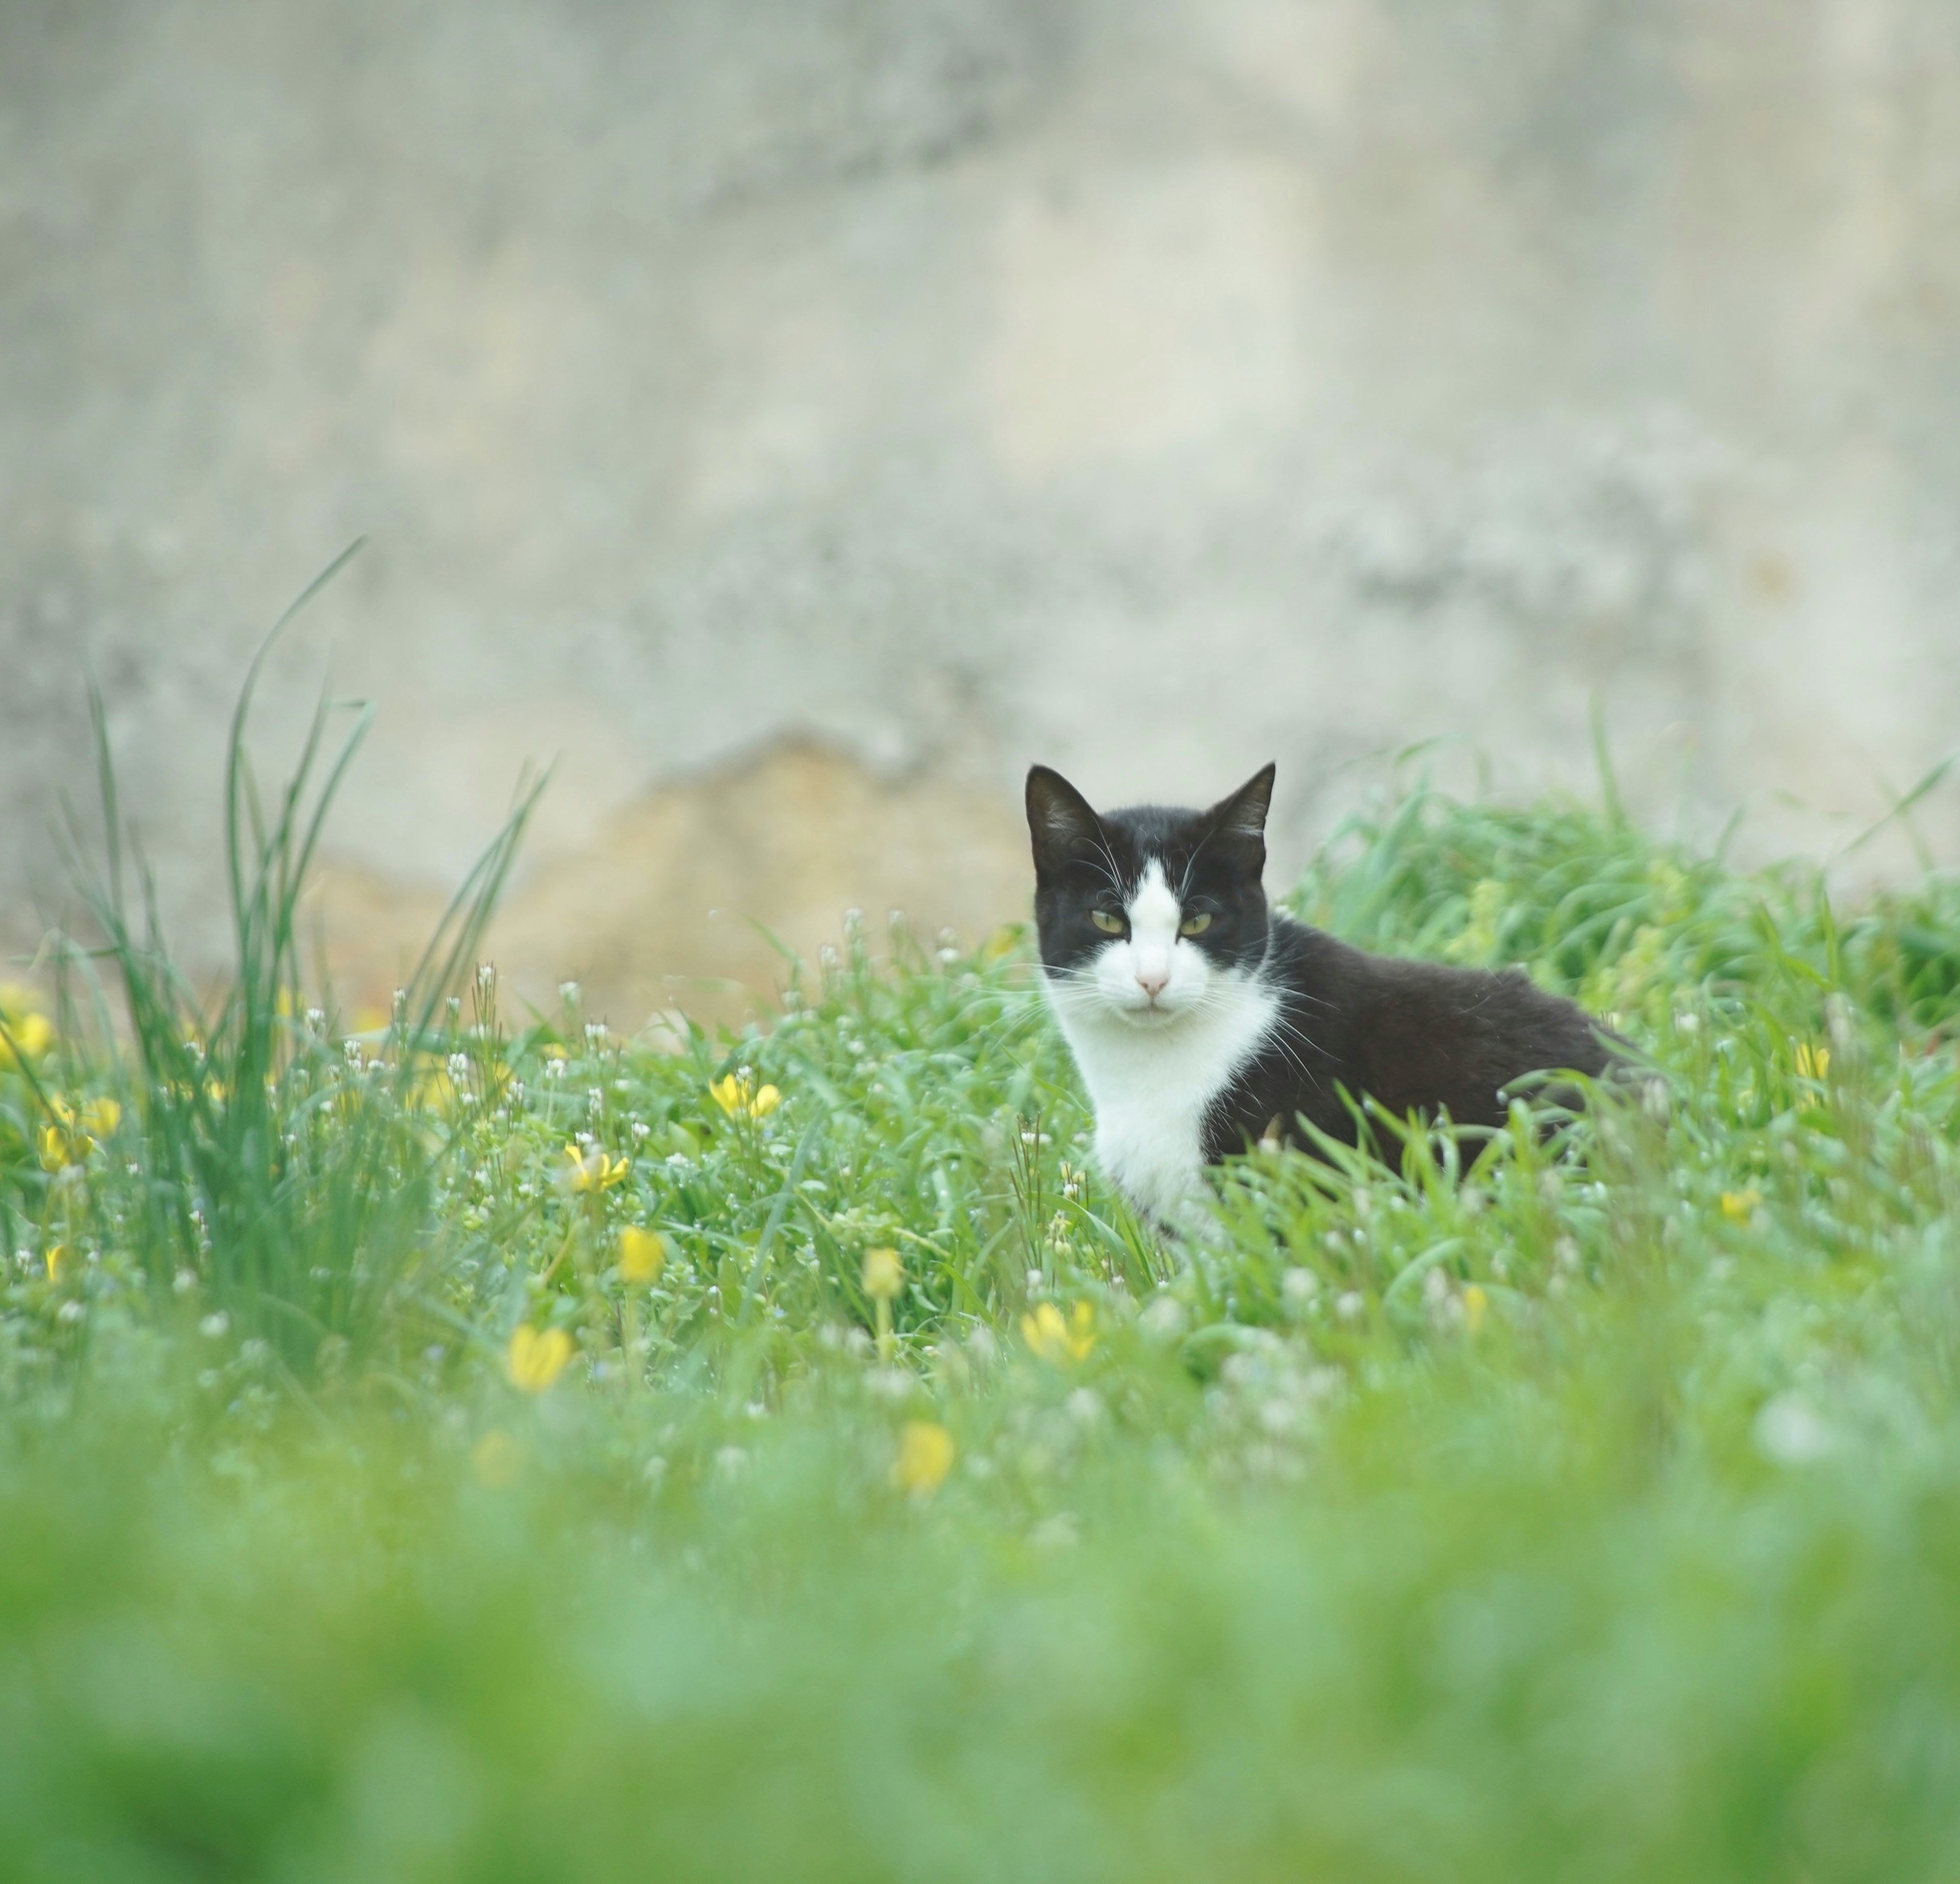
[1265,909,1527,996]
[1261,908,1379,987]
[1262,911,1597,1042]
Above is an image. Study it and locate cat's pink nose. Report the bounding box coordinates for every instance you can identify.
[1136,965,1169,999]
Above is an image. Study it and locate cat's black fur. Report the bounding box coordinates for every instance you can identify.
[1027,761,1617,1159]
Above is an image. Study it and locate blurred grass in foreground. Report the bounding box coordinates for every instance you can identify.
[5,695,1960,1876]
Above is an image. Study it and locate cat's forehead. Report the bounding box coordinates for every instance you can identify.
[1101,803,1224,875]
[1125,859,1183,928]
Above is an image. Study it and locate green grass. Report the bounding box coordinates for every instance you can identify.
[5,646,1960,1879]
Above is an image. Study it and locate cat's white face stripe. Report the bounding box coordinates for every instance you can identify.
[1125,860,1181,997]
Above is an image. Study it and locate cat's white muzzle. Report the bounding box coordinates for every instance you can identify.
[1082,934,1210,1026]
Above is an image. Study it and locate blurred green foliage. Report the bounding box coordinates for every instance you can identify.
[5,742,1960,1880]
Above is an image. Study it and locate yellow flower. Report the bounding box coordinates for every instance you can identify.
[562,1144,629,1193]
[710,1074,781,1120]
[1794,1043,1830,1081]
[471,1429,524,1488]
[44,1244,71,1284]
[41,1096,118,1165]
[978,923,1023,965]
[862,1245,903,1301]
[0,1007,52,1070]
[507,1324,575,1392]
[1720,1188,1762,1225]
[618,1225,667,1285]
[892,1421,955,1497]
[1022,1300,1096,1364]
[1462,1284,1488,1335]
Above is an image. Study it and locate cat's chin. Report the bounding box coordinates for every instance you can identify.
[1108,1000,1187,1029]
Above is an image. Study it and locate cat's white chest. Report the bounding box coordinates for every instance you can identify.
[1048,975,1278,1221]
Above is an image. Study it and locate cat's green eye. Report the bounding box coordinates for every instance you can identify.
[1180,912,1213,937]
[1091,909,1125,935]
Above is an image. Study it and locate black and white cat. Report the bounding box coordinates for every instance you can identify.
[1026,763,1615,1221]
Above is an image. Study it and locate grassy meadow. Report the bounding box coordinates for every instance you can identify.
[5,673,1960,1879]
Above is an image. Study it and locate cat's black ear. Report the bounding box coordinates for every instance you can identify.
[1205,763,1276,845]
[1026,766,1105,877]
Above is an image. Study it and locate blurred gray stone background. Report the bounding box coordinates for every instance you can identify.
[5,0,1958,1025]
